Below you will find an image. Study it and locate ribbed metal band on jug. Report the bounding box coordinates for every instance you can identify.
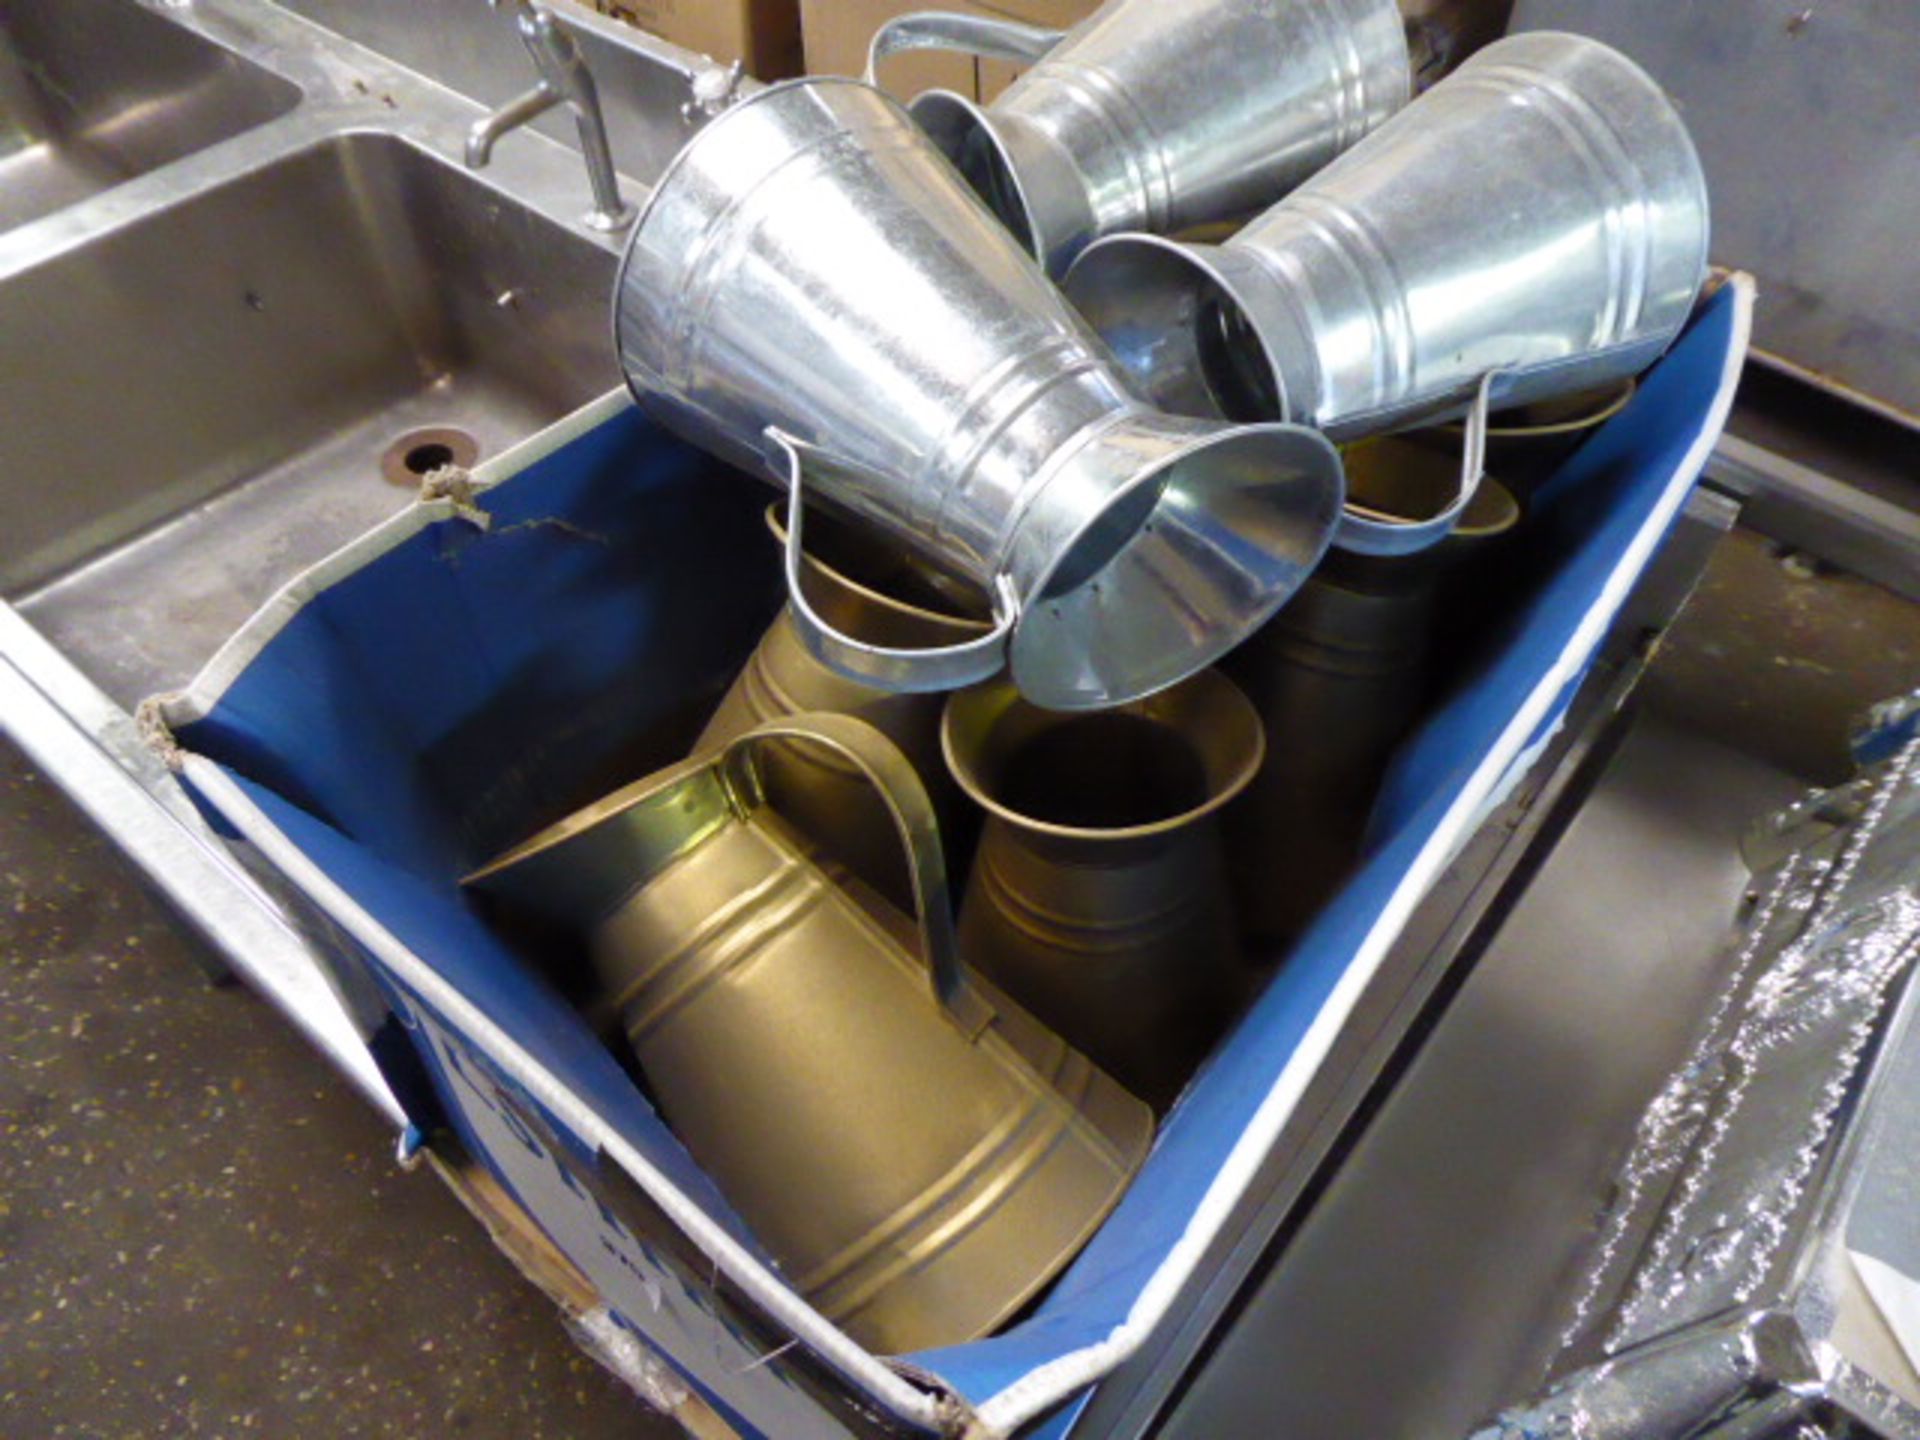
[1065,31,1710,441]
[944,671,1262,1109]
[468,711,1153,1354]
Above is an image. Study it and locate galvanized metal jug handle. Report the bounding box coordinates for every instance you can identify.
[767,429,1021,694]
[718,710,992,1035]
[1335,371,1501,558]
[864,10,1066,85]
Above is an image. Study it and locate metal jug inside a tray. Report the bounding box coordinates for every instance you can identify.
[695,504,989,913]
[944,670,1264,1110]
[467,711,1153,1354]
[1226,438,1522,946]
[864,0,1411,277]
[1065,30,1710,538]
[615,76,1344,711]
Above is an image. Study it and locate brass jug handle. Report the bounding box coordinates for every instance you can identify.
[1335,370,1501,557]
[717,712,993,1037]
[767,428,1021,694]
[865,11,1067,86]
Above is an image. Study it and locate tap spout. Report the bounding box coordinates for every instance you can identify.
[466,82,562,170]
[467,0,637,231]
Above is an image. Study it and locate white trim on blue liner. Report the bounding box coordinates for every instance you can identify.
[161,389,633,731]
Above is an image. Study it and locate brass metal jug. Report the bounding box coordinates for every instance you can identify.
[696,505,990,908]
[467,711,1152,1355]
[1226,437,1521,945]
[943,672,1264,1110]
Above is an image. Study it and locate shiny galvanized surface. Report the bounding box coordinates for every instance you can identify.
[469,712,1154,1355]
[1065,31,1709,440]
[0,0,298,235]
[696,506,988,910]
[615,76,1346,710]
[944,671,1262,1109]
[1512,0,1920,432]
[871,0,1410,276]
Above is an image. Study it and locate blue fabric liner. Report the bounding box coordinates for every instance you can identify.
[181,408,781,883]
[177,405,782,1250]
[209,766,765,1249]
[175,287,1739,1417]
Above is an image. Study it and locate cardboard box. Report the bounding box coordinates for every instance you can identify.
[803,0,1099,104]
[590,0,804,80]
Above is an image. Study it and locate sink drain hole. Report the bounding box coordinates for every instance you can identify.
[406,441,455,475]
[381,426,480,488]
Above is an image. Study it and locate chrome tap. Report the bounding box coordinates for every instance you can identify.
[467,0,637,232]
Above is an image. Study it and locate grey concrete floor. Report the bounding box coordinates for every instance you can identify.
[0,738,681,1439]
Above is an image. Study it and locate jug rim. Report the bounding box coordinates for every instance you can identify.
[909,88,1046,263]
[1062,232,1299,426]
[942,669,1265,843]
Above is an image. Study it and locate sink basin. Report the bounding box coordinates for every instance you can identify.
[3,132,623,702]
[0,0,300,235]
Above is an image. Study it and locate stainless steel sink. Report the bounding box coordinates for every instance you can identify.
[3,133,619,703]
[0,0,300,235]
[0,0,721,1128]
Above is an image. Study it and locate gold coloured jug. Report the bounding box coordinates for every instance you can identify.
[696,505,990,909]
[944,672,1264,1110]
[467,712,1153,1354]
[1226,437,1522,945]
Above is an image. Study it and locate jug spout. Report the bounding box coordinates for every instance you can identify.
[1001,408,1344,710]
[617,76,1345,710]
[463,758,733,929]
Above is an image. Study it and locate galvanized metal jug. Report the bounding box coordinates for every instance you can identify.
[944,671,1263,1109]
[1065,31,1708,541]
[468,711,1154,1354]
[865,0,1411,276]
[696,504,989,909]
[615,76,1344,711]
[1226,439,1520,945]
